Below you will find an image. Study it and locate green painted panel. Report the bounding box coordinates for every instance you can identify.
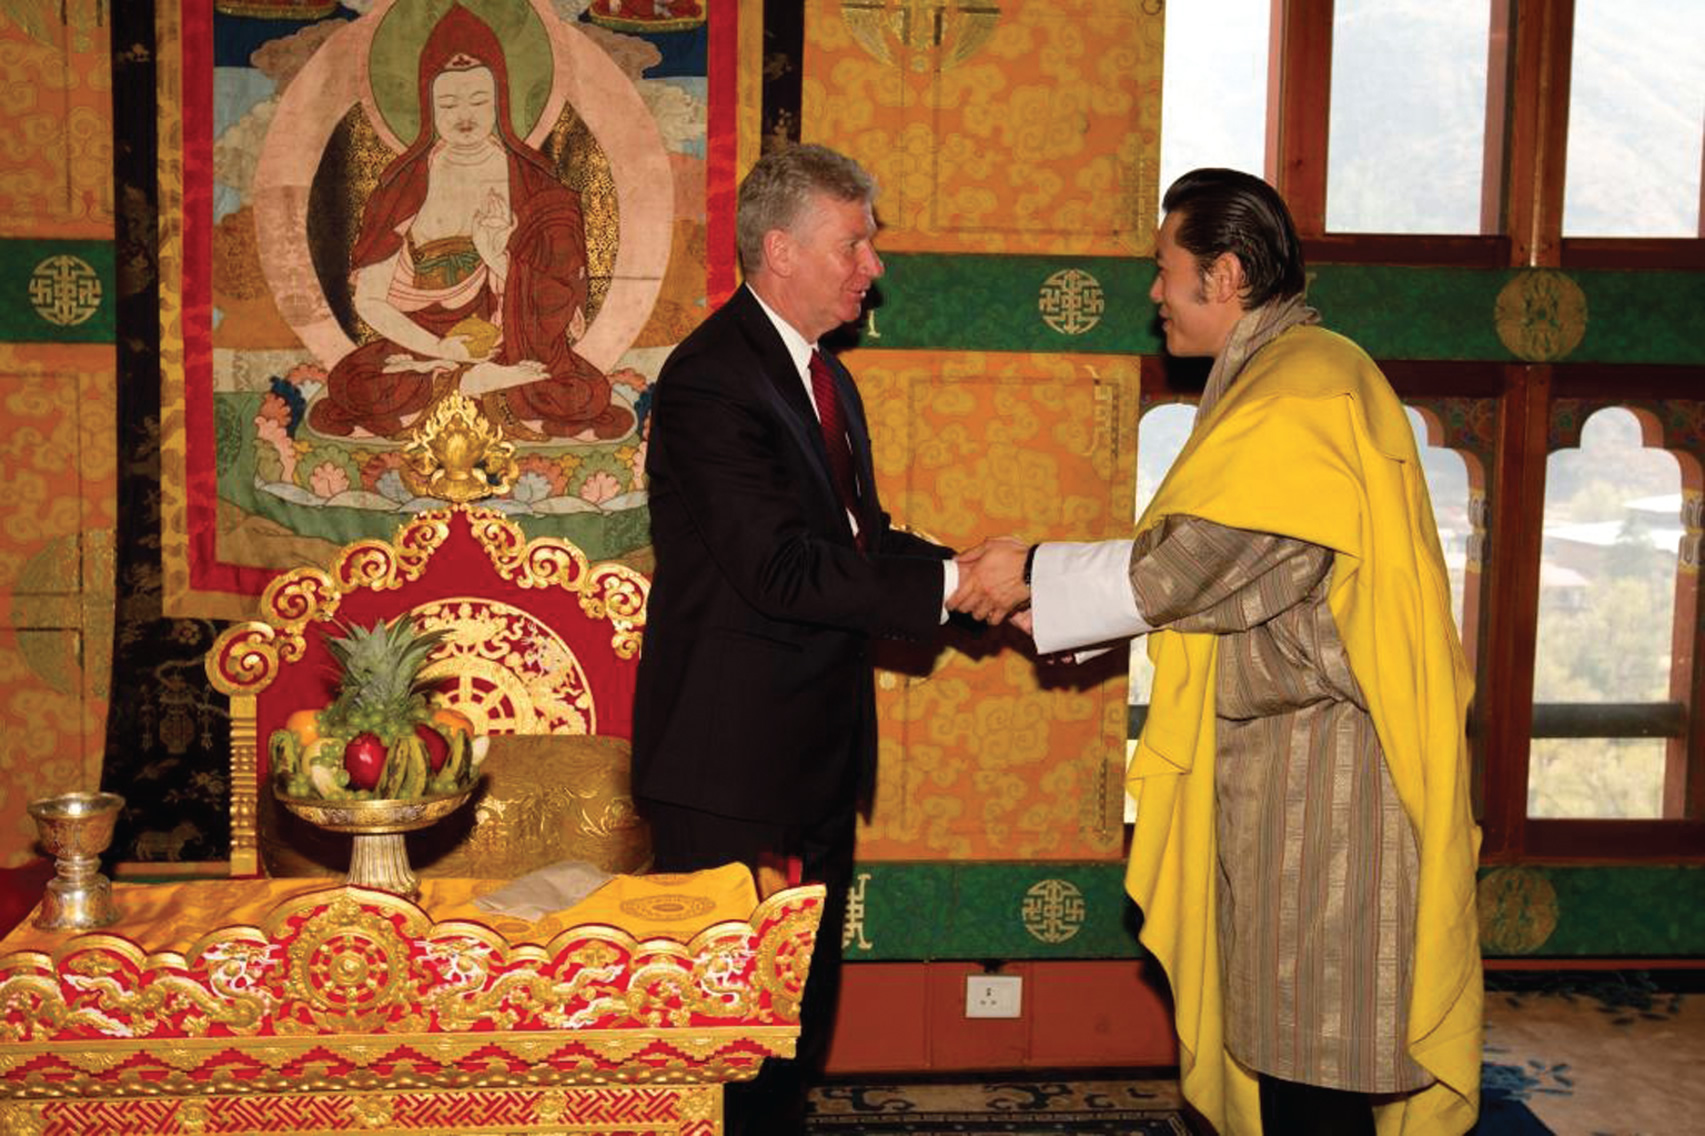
[1306,266,1509,361]
[1574,270,1705,365]
[842,861,955,960]
[868,254,1163,355]
[870,254,1705,366]
[1486,865,1705,958]
[844,862,1141,962]
[838,861,1705,961]
[0,239,115,343]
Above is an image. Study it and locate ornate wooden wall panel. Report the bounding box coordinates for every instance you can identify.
[0,4,117,868]
[801,0,1162,256]
[849,348,1137,860]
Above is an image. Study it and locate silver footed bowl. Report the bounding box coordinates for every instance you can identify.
[273,778,480,835]
[28,791,124,858]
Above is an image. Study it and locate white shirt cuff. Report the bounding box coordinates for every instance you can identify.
[1030,539,1151,655]
[940,558,959,623]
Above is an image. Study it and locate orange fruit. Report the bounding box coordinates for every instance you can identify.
[285,707,322,746]
[431,706,476,737]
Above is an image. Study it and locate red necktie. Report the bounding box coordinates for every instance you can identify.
[809,349,865,549]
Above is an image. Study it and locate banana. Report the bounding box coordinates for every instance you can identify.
[376,739,403,798]
[269,731,300,784]
[397,742,428,799]
[441,729,467,786]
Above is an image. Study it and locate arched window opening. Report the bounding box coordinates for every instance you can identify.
[1405,405,1481,649]
[1128,402,1199,710]
[1530,406,1694,819]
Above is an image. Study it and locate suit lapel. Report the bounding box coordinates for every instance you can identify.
[729,290,857,538]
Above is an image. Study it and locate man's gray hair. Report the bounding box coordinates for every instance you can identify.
[736,143,877,274]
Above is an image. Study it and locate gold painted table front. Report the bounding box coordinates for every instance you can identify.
[0,875,823,1135]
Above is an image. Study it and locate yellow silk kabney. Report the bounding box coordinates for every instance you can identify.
[1126,326,1482,1135]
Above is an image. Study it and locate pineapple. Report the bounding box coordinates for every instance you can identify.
[322,614,446,741]
[271,615,477,801]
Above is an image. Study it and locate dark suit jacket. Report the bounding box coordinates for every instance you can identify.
[632,286,950,826]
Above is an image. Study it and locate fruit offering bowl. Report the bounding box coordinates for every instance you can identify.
[273,778,481,900]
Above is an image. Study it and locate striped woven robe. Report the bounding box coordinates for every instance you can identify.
[1130,515,1429,1094]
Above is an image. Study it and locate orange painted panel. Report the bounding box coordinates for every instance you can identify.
[0,2,115,238]
[803,0,1162,256]
[848,348,1136,860]
[0,346,118,867]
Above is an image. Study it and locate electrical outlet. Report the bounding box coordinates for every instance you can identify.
[965,974,1022,1019]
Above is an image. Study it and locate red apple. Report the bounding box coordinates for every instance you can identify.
[344,732,387,791]
[415,723,449,772]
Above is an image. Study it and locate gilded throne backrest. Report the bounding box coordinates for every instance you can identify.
[206,504,648,878]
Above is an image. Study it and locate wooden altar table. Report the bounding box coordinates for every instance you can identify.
[0,870,823,1135]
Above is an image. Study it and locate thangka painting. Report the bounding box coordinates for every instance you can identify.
[157,0,744,617]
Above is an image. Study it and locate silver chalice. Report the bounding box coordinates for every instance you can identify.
[27,791,125,931]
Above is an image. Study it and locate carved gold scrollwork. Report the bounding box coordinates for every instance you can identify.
[262,568,340,627]
[584,565,648,658]
[0,1100,44,1136]
[205,623,286,695]
[751,907,821,1022]
[0,970,120,1044]
[1,870,820,1106]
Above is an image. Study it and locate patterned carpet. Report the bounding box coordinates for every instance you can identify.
[808,1077,1193,1134]
[807,972,1705,1135]
[1475,970,1705,1135]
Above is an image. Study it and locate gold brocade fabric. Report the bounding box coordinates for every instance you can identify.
[1,866,757,956]
[552,865,760,940]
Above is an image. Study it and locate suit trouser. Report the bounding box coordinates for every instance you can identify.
[639,798,856,1136]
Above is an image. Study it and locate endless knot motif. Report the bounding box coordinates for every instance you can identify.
[1021,878,1086,944]
[28,255,102,327]
[1038,268,1105,336]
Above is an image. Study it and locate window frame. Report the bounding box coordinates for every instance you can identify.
[1263,0,1705,861]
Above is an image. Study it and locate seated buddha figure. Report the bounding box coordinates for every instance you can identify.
[308,3,632,443]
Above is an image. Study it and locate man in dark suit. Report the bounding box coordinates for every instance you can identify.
[632,143,957,1134]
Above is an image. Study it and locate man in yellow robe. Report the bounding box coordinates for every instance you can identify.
[951,168,1482,1135]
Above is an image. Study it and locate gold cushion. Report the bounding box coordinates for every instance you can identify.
[260,735,651,881]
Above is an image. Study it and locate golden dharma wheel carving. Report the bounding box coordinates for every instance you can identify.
[413,597,596,734]
[1477,866,1559,955]
[284,895,426,1031]
[1494,268,1588,362]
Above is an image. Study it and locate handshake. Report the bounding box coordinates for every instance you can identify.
[948,535,1035,635]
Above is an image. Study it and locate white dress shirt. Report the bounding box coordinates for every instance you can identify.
[1029,539,1152,656]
